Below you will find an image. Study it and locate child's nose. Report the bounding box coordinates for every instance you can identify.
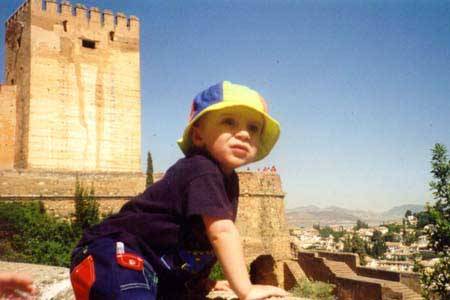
[235,128,250,141]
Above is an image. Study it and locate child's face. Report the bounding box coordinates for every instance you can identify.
[192,106,263,174]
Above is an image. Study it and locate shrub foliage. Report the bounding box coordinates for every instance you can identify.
[0,201,78,267]
[0,180,101,267]
[289,278,335,300]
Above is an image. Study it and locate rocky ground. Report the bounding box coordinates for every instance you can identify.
[0,261,73,299]
[0,261,308,300]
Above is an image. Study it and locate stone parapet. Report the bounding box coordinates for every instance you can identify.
[316,250,360,272]
[0,169,145,198]
[238,171,284,196]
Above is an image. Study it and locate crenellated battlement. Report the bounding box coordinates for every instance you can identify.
[5,0,30,27]
[15,0,140,33]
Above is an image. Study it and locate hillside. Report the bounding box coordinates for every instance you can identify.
[286,204,425,227]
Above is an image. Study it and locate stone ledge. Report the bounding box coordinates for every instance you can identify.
[0,261,308,300]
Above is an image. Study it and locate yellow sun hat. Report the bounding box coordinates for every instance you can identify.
[177,81,280,162]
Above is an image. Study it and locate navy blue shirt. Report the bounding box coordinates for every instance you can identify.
[78,150,239,291]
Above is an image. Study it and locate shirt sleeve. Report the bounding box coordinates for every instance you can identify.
[184,173,234,220]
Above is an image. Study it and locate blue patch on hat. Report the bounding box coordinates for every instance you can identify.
[191,82,223,119]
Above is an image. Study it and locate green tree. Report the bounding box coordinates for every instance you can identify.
[73,179,99,232]
[427,144,450,252]
[405,209,413,218]
[343,233,368,264]
[417,143,450,300]
[146,151,154,188]
[369,230,387,258]
[331,229,345,243]
[318,226,334,238]
[354,219,369,231]
[415,210,433,229]
[383,231,401,242]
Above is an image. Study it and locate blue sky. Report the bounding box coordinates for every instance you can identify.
[1,1,449,211]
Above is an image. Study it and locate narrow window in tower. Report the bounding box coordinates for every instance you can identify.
[109,31,115,41]
[82,39,96,49]
[63,20,68,32]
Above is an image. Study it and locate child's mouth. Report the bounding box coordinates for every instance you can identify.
[230,145,248,157]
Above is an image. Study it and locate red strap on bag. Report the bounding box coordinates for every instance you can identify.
[70,255,95,300]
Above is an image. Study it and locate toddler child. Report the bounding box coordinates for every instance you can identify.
[70,81,288,299]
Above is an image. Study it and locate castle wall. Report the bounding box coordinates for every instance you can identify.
[5,0,141,172]
[0,85,17,170]
[5,1,32,169]
[0,170,291,264]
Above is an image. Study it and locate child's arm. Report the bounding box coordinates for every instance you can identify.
[203,215,289,300]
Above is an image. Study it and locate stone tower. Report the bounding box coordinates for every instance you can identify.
[1,0,141,172]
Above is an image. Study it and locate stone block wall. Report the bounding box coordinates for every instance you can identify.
[316,251,359,272]
[236,172,290,263]
[357,266,400,282]
[0,169,145,198]
[0,85,17,170]
[335,277,382,300]
[297,251,385,300]
[297,251,336,283]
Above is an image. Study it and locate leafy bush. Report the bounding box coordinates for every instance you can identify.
[0,180,102,268]
[73,180,100,232]
[289,278,335,300]
[209,262,226,280]
[0,201,79,267]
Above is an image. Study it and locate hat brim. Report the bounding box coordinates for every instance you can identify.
[177,102,280,162]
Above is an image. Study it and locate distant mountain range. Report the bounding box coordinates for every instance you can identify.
[286,204,425,227]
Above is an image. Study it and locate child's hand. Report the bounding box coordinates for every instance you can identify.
[0,273,38,299]
[242,284,289,300]
[211,280,232,292]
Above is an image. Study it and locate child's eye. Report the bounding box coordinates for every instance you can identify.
[248,123,261,134]
[222,118,236,126]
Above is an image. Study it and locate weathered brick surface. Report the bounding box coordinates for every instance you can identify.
[0,85,16,170]
[236,172,290,263]
[0,169,145,198]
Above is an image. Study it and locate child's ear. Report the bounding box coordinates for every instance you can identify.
[191,125,204,147]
